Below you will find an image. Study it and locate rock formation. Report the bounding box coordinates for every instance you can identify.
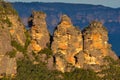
[51,15,83,72]
[0,1,26,76]
[28,11,50,53]
[0,0,119,77]
[52,16,118,72]
[82,21,118,65]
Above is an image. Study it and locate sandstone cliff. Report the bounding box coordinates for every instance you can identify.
[0,1,26,76]
[51,15,83,72]
[52,16,118,72]
[28,11,50,53]
[82,21,118,65]
[0,1,119,77]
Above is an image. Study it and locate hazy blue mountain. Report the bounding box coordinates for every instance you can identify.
[11,2,120,56]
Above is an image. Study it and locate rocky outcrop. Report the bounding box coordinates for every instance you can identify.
[8,15,26,46]
[82,21,118,66]
[51,15,83,72]
[0,1,26,77]
[0,1,118,76]
[52,16,118,72]
[28,11,50,53]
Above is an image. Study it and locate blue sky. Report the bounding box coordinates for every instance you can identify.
[6,0,120,8]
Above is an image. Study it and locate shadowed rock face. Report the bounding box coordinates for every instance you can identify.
[28,11,50,53]
[51,15,83,72]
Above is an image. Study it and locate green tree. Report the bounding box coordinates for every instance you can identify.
[100,57,120,80]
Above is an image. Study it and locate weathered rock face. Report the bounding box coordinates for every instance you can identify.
[0,1,26,46]
[82,21,118,66]
[52,18,118,72]
[0,56,16,77]
[8,15,26,46]
[0,1,119,75]
[28,11,50,53]
[0,1,26,76]
[51,15,83,72]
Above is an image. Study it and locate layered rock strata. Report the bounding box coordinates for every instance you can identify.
[28,11,50,53]
[52,16,118,72]
[0,1,26,76]
[82,21,118,66]
[0,1,118,75]
[51,15,83,72]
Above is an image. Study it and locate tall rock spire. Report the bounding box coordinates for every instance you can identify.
[51,15,83,72]
[82,21,118,66]
[28,11,50,53]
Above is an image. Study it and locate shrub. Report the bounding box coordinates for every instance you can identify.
[100,56,120,80]
[64,68,100,80]
[14,59,63,80]
[24,31,31,49]
[38,47,53,57]
[11,40,24,52]
[6,49,17,58]
[4,17,12,27]
[38,43,53,57]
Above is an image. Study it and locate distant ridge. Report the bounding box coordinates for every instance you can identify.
[12,2,114,9]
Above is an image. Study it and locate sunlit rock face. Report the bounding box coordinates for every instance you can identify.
[7,15,26,46]
[52,19,118,72]
[82,21,118,66]
[0,56,16,76]
[51,15,83,72]
[0,1,26,76]
[0,0,119,75]
[28,11,50,53]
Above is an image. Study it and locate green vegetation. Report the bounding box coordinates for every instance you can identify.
[5,17,12,27]
[21,30,31,56]
[38,47,53,57]
[9,58,100,80]
[9,37,120,80]
[3,16,12,27]
[11,39,28,57]
[24,31,31,50]
[0,1,17,15]
[2,55,120,80]
[99,56,120,80]
[0,0,17,27]
[11,40,24,52]
[1,77,12,80]
[10,31,31,56]
[63,68,100,80]
[14,59,63,80]
[0,16,12,27]
[38,43,53,57]
[6,49,17,58]
[3,31,120,80]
